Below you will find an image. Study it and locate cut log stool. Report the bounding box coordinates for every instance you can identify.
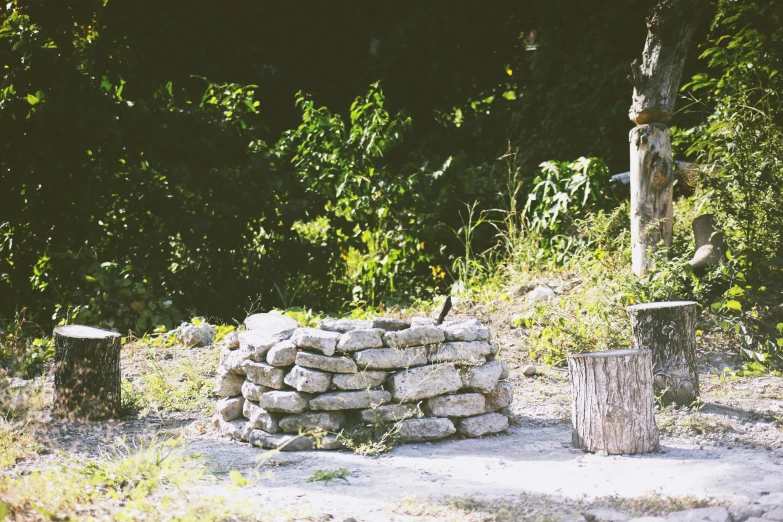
[53,325,122,419]
[568,349,659,454]
[627,301,699,407]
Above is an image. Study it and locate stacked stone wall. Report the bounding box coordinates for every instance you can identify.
[215,313,513,451]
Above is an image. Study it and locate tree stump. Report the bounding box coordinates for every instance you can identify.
[627,301,699,407]
[568,349,659,455]
[53,325,122,419]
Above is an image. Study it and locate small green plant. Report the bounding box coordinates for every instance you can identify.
[74,436,205,500]
[338,422,401,456]
[307,468,349,485]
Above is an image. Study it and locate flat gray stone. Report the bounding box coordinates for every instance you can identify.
[242,400,281,433]
[627,518,666,522]
[332,371,388,390]
[665,507,730,522]
[457,412,509,437]
[484,382,514,411]
[296,351,358,373]
[241,380,270,402]
[411,317,436,327]
[243,360,286,389]
[244,313,299,340]
[762,507,783,521]
[727,505,766,522]
[215,370,244,397]
[336,328,385,353]
[310,389,391,410]
[290,328,340,356]
[221,348,247,374]
[397,418,456,442]
[248,430,315,451]
[284,365,332,393]
[371,317,411,331]
[279,411,346,433]
[238,330,284,362]
[353,347,428,370]
[388,363,463,402]
[383,326,445,348]
[429,341,493,365]
[217,396,245,421]
[441,318,491,342]
[460,360,503,392]
[224,331,240,349]
[265,340,298,367]
[220,418,252,442]
[318,433,345,450]
[319,318,372,333]
[428,393,486,417]
[258,390,312,414]
[527,285,556,302]
[359,403,421,423]
[499,361,510,380]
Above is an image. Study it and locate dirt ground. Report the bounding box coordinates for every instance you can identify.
[9,308,783,522]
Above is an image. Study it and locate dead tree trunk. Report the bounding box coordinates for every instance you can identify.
[628,0,707,275]
[627,301,699,407]
[630,123,674,276]
[54,325,122,419]
[568,349,659,454]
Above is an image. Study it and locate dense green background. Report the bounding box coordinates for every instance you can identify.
[1,1,780,334]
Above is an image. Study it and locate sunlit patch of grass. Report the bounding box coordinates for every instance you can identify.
[0,419,40,468]
[596,492,719,517]
[127,346,220,416]
[74,436,205,500]
[0,433,320,521]
[657,412,732,438]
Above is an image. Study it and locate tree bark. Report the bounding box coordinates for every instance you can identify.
[568,349,659,455]
[628,0,708,124]
[53,325,122,419]
[630,123,674,276]
[627,301,699,407]
[628,0,707,276]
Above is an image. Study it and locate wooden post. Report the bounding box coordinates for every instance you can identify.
[628,0,707,275]
[54,325,122,419]
[627,301,699,407]
[568,349,659,455]
[630,123,674,276]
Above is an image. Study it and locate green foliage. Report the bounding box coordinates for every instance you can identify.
[307,468,350,485]
[680,0,783,368]
[0,308,52,377]
[524,157,614,235]
[75,437,204,500]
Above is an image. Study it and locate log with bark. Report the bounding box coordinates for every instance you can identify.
[627,301,699,407]
[53,325,122,419]
[568,349,659,454]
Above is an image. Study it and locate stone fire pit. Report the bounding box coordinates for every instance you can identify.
[214,313,513,451]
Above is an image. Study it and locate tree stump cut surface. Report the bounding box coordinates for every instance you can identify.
[568,349,659,455]
[53,325,122,419]
[627,301,699,407]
